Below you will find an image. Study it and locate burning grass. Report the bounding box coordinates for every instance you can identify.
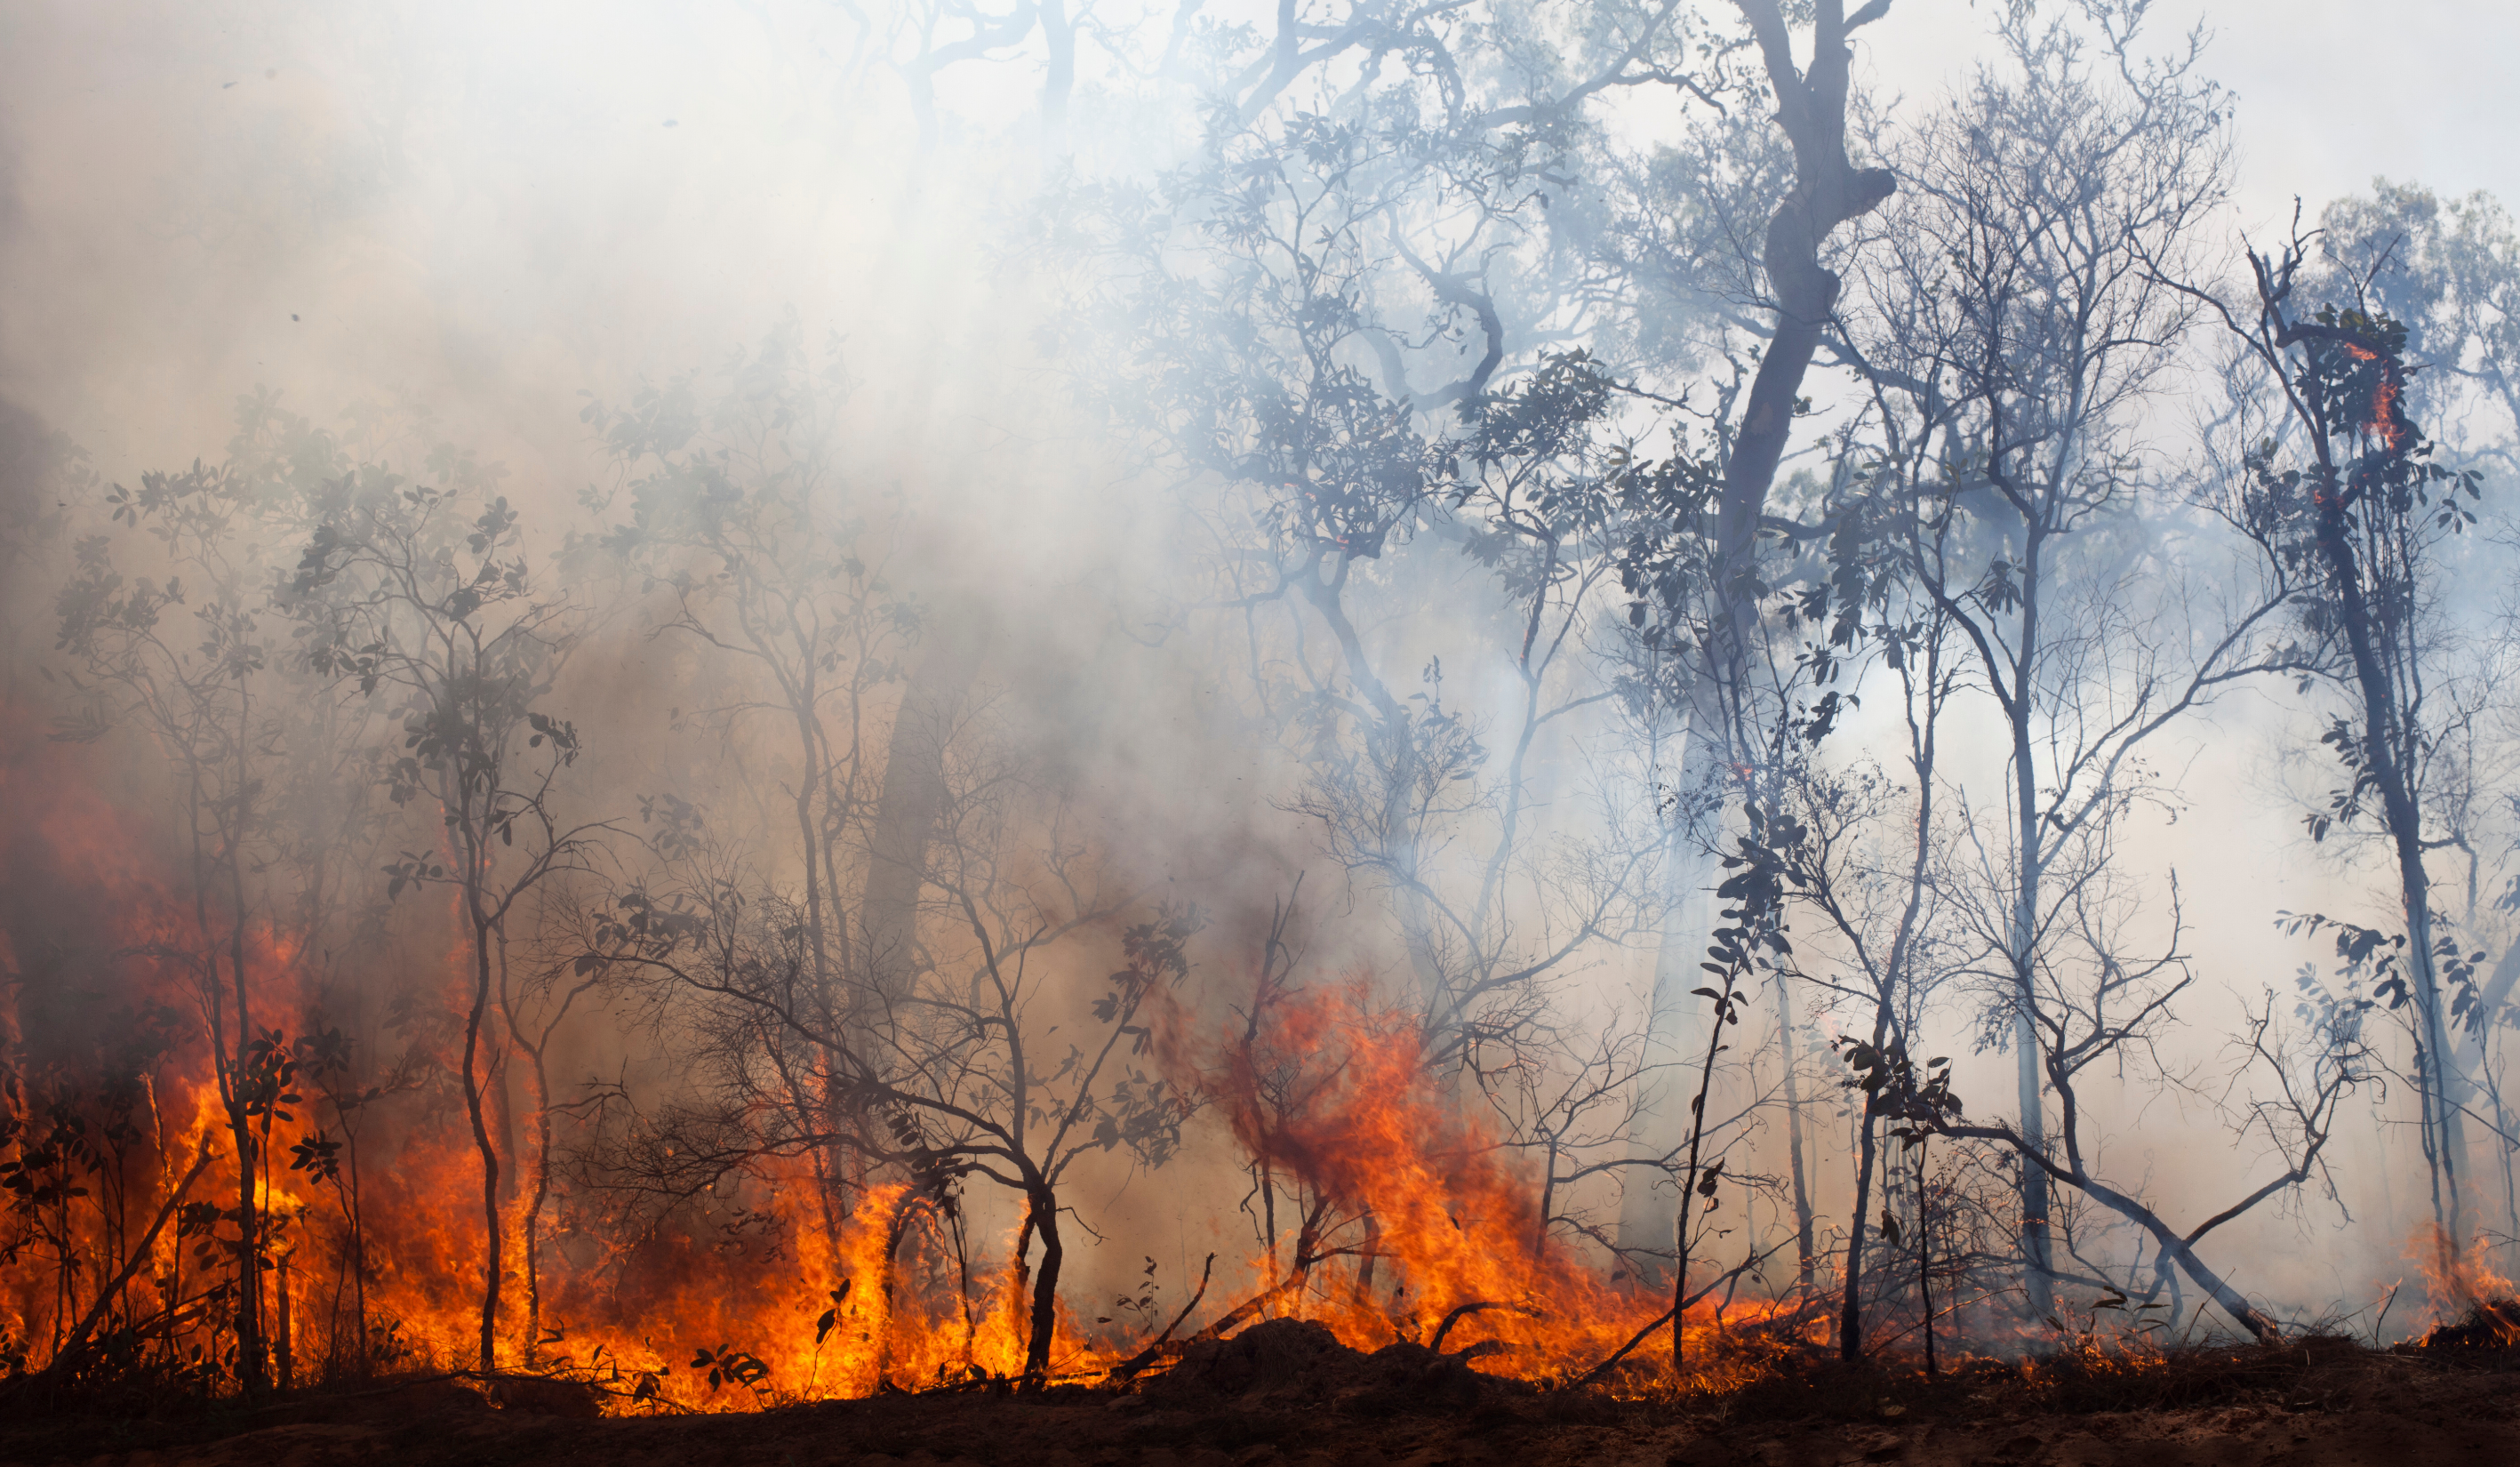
[12,708,2520,1465]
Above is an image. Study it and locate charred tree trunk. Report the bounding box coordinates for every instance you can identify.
[462,897,503,1375]
[1915,1137,1937,1378]
[1839,1094,1881,1359]
[1020,1187,1063,1391]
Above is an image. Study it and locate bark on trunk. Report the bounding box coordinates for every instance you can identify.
[1624,0,1896,1267]
[1838,1102,1879,1359]
[861,617,988,1002]
[1020,1190,1062,1391]
[1773,967,1816,1288]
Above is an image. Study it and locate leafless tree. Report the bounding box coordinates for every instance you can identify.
[1842,0,2295,1318]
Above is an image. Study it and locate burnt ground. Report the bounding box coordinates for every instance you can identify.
[7,1321,2519,1467]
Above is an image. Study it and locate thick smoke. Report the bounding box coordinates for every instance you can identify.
[4,0,2520,1403]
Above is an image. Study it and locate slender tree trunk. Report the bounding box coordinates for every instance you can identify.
[1671,962,1740,1375]
[1259,1161,1279,1279]
[193,764,266,1395]
[1021,1189,1063,1391]
[225,705,269,1397]
[2009,536,2056,1322]
[1535,1137,1560,1255]
[521,1044,555,1360]
[1916,1139,1937,1378]
[2312,485,2464,1252]
[1839,1102,1879,1361]
[346,1122,368,1371]
[463,907,503,1375]
[1772,967,1816,1289]
[1354,1211,1381,1308]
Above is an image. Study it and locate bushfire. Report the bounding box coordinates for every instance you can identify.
[0,709,1795,1409]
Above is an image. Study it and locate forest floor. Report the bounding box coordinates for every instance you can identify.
[7,1321,2518,1467]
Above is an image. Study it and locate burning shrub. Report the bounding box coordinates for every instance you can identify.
[2418,1300,2520,1353]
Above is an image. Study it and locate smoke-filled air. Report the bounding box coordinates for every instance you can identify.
[7,0,2520,1443]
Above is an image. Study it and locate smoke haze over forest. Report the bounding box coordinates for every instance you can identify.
[4,0,2520,1407]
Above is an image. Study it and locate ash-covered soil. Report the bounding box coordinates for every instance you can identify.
[12,1321,2520,1467]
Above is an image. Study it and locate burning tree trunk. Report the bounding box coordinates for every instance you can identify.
[497,932,605,1361]
[1017,1185,1064,1387]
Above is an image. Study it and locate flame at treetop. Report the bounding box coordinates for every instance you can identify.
[2339,341,2411,452]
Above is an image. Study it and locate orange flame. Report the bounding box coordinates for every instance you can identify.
[3,707,1803,1410]
[2340,341,2409,451]
[1151,975,1804,1390]
[2408,1223,2519,1346]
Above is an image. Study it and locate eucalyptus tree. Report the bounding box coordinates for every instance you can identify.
[2308,183,2520,1224]
[1597,0,1902,1271]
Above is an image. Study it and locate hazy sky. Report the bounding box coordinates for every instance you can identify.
[1865,1,2520,234]
[4,0,2516,477]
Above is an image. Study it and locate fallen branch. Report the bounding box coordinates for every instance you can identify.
[1106,1252,1217,1383]
[1428,1300,1540,1354]
[1572,1242,1794,1388]
[36,1141,215,1383]
[1574,1305,1676,1388]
